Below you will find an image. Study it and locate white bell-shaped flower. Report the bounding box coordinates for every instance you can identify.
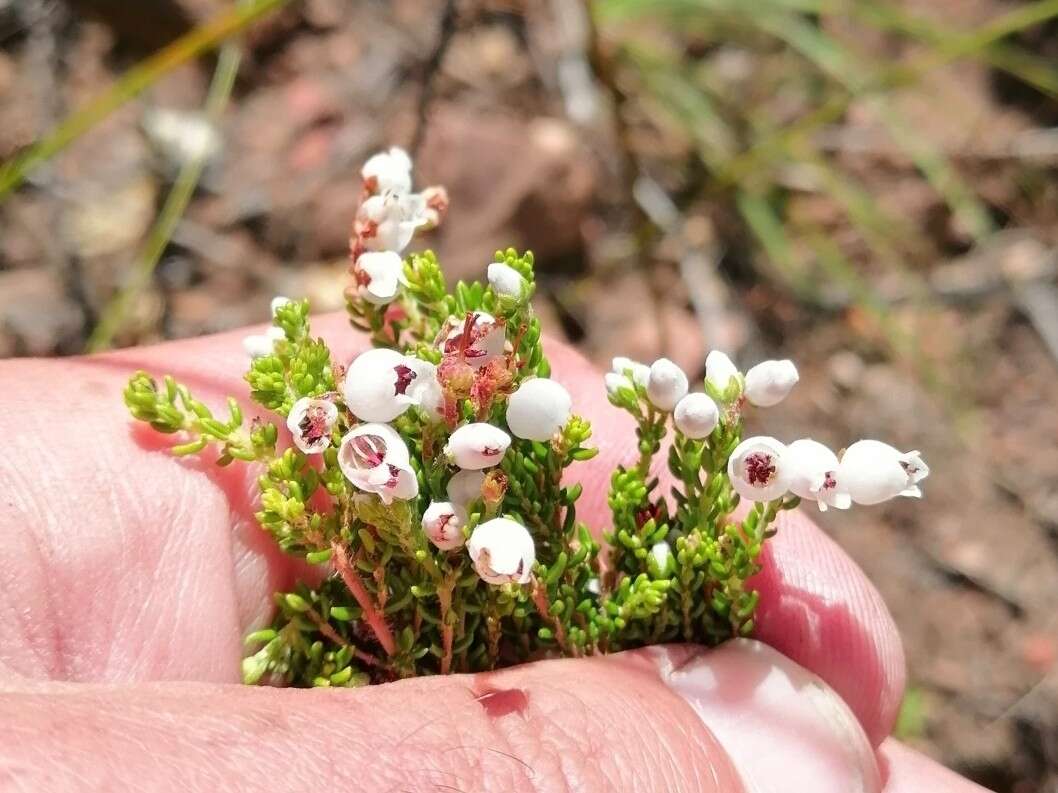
[604,372,628,397]
[444,423,511,470]
[337,423,418,504]
[421,500,467,551]
[447,469,485,507]
[673,392,720,439]
[727,436,791,502]
[270,295,291,315]
[838,440,929,505]
[505,378,572,441]
[343,348,433,423]
[357,191,429,254]
[611,356,650,388]
[243,325,286,359]
[784,438,851,512]
[356,251,404,305]
[467,517,536,585]
[646,358,689,412]
[442,312,506,369]
[361,146,413,195]
[744,359,799,407]
[286,397,338,454]
[706,350,740,393]
[487,262,526,299]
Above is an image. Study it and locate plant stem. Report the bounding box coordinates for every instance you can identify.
[304,607,383,669]
[532,578,572,656]
[330,540,397,657]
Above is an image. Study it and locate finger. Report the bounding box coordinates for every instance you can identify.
[879,739,992,793]
[0,640,882,793]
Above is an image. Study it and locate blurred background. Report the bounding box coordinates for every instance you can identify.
[1,0,1056,788]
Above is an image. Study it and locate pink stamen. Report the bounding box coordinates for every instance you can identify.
[393,364,417,395]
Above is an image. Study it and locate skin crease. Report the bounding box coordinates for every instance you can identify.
[0,314,990,792]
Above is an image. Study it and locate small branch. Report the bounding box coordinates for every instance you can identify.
[331,540,397,657]
[304,607,383,669]
[532,577,573,656]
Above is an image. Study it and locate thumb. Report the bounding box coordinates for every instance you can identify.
[2,639,878,792]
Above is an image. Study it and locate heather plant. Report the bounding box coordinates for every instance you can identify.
[124,147,929,686]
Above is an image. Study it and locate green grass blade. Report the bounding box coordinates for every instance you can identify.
[0,0,291,202]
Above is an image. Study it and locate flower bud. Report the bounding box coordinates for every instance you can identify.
[445,422,511,469]
[784,438,851,511]
[361,146,413,195]
[421,501,467,550]
[604,372,627,397]
[838,440,929,505]
[343,348,437,423]
[243,325,285,359]
[727,436,790,502]
[338,423,418,504]
[612,356,650,387]
[467,517,536,585]
[646,358,689,411]
[650,541,673,575]
[505,378,572,441]
[705,350,739,393]
[447,469,485,507]
[673,393,720,439]
[744,359,799,407]
[487,261,526,300]
[355,251,404,305]
[286,397,338,454]
[270,295,291,315]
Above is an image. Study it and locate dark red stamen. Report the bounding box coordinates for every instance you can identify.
[298,405,330,445]
[481,445,501,457]
[822,471,838,490]
[744,452,776,486]
[393,364,417,395]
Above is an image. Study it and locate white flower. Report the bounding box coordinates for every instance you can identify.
[337,423,418,504]
[467,517,536,585]
[838,440,929,505]
[243,325,286,359]
[444,423,511,470]
[505,378,572,442]
[404,356,443,418]
[673,393,720,439]
[343,348,438,423]
[447,469,485,507]
[270,296,291,315]
[361,146,413,195]
[646,358,689,412]
[744,359,799,407]
[727,436,790,502]
[357,191,430,254]
[442,311,506,369]
[487,261,526,299]
[421,501,467,551]
[784,438,851,512]
[611,356,650,388]
[286,397,338,454]
[586,577,601,596]
[355,251,404,305]
[706,350,740,394]
[650,541,673,574]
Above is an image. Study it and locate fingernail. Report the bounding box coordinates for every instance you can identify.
[661,639,881,793]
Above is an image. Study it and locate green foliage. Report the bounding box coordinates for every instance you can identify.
[125,246,785,683]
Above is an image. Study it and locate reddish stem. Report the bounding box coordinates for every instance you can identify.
[331,540,397,657]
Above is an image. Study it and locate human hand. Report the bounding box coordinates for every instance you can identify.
[0,315,987,792]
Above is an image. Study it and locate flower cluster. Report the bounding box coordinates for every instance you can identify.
[124,146,928,686]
